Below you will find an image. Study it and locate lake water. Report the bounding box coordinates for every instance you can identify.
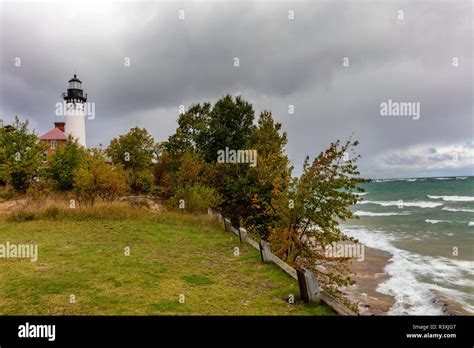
[342,176,474,315]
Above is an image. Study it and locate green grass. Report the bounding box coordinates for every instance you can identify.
[0,208,334,315]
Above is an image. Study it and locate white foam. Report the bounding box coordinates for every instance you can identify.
[355,211,410,216]
[353,192,367,196]
[359,200,443,208]
[428,195,474,202]
[469,222,474,227]
[425,219,451,224]
[342,226,474,315]
[442,206,474,213]
[456,177,468,180]
[406,178,417,182]
[374,179,400,183]
[435,177,453,180]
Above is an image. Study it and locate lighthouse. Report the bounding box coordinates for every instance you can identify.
[62,74,87,147]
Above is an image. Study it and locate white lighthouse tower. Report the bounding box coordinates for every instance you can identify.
[63,74,87,147]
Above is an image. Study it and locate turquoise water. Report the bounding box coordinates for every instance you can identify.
[342,176,474,315]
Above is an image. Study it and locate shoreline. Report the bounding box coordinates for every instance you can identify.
[342,245,395,315]
[342,244,473,316]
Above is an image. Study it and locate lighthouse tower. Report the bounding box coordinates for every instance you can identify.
[62,74,87,147]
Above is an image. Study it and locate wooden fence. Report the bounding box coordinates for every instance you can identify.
[217,214,357,316]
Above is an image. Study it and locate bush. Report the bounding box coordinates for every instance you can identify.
[43,206,60,219]
[45,136,84,191]
[0,117,48,193]
[73,164,96,206]
[26,178,56,200]
[149,185,161,197]
[0,188,15,201]
[169,184,222,213]
[95,163,127,201]
[9,210,36,222]
[73,151,127,206]
[129,170,153,193]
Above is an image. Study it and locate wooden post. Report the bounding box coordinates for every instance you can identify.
[259,240,273,263]
[224,218,231,232]
[238,227,248,243]
[230,226,239,237]
[297,267,321,304]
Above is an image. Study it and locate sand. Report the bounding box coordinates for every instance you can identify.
[341,246,395,315]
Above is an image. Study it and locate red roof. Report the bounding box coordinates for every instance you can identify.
[39,127,68,141]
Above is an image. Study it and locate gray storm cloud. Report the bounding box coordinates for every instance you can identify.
[0,0,472,178]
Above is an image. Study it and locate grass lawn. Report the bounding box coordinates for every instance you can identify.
[0,209,334,315]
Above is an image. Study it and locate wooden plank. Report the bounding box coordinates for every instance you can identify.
[230,226,240,237]
[246,237,259,250]
[320,291,357,316]
[270,253,298,280]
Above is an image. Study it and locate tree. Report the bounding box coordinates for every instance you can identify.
[175,151,208,189]
[106,127,154,193]
[201,95,256,226]
[166,103,211,158]
[244,111,291,240]
[73,159,96,206]
[270,138,369,295]
[201,95,255,163]
[153,144,174,199]
[163,95,257,226]
[0,117,47,192]
[45,135,84,190]
[73,149,127,206]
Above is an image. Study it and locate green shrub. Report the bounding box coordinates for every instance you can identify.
[0,117,48,193]
[0,189,15,201]
[73,163,96,206]
[26,178,56,200]
[45,136,84,191]
[169,184,222,213]
[43,206,60,219]
[149,185,161,197]
[9,210,36,222]
[129,170,153,193]
[73,152,127,206]
[95,163,127,201]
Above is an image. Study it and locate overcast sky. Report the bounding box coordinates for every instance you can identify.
[0,0,472,179]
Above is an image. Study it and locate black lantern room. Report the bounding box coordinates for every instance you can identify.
[62,74,87,103]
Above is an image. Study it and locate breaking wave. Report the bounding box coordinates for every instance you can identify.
[359,200,443,208]
[355,211,410,217]
[427,195,474,202]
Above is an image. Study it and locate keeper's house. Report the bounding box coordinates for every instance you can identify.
[39,122,68,154]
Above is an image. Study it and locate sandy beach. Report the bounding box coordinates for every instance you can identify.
[342,246,395,315]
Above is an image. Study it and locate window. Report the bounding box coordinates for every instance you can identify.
[50,140,57,150]
[69,81,81,89]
